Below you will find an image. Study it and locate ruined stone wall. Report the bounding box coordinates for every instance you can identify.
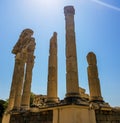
[95,109,120,123]
[9,108,120,123]
[10,110,53,123]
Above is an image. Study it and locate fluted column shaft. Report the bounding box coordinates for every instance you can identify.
[64,6,80,98]
[21,53,34,109]
[47,32,58,103]
[87,52,103,102]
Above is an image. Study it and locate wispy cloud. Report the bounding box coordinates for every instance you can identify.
[91,0,120,12]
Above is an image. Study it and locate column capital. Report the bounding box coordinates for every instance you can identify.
[64,6,75,15]
[15,53,21,60]
[12,28,34,54]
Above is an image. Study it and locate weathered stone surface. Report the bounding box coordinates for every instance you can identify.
[47,32,59,103]
[87,52,103,102]
[10,110,53,123]
[79,87,89,100]
[12,29,33,54]
[13,51,26,110]
[3,5,120,123]
[9,105,97,123]
[21,38,36,110]
[64,6,80,98]
[6,28,35,112]
[95,109,120,123]
[7,54,23,111]
[32,95,47,106]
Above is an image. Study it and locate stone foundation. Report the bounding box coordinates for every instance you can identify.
[9,105,96,123]
[10,110,53,123]
[95,109,120,123]
[8,106,120,123]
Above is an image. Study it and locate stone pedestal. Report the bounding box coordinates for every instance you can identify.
[64,6,80,99]
[53,105,96,123]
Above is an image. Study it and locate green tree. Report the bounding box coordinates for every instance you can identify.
[30,92,35,107]
[0,99,8,123]
[0,100,5,116]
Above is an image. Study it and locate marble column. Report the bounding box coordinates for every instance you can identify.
[87,52,103,102]
[7,53,21,111]
[64,6,80,98]
[47,32,59,103]
[21,38,35,110]
[13,50,26,110]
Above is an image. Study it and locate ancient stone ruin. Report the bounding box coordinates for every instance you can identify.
[2,6,120,123]
[8,29,36,111]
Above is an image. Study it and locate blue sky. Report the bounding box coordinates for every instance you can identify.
[0,0,120,107]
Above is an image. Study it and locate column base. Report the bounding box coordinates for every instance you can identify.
[20,104,30,111]
[89,99,110,110]
[65,93,89,105]
[46,97,59,104]
[66,92,80,98]
[11,106,21,113]
[89,96,103,102]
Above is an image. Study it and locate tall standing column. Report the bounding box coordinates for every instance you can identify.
[47,32,59,103]
[13,50,26,110]
[64,6,80,99]
[21,38,35,110]
[87,52,103,102]
[7,54,22,111]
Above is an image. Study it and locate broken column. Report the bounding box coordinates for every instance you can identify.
[12,29,34,110]
[87,52,103,102]
[47,32,59,103]
[7,29,34,111]
[64,6,80,100]
[21,38,35,110]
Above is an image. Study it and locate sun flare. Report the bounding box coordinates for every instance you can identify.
[40,0,60,7]
[27,0,61,10]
